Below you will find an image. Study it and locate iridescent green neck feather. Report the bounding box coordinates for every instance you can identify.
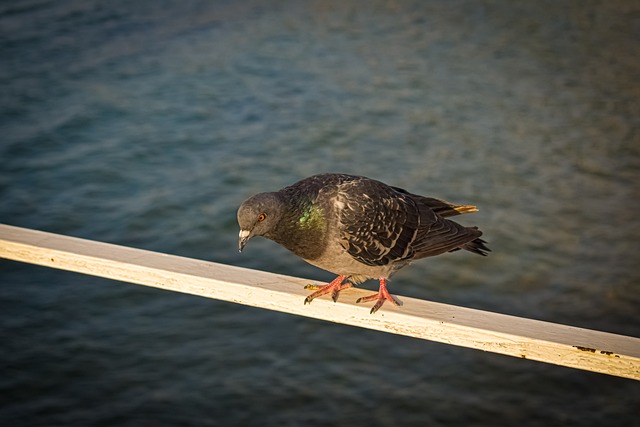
[298,204,325,230]
[267,199,328,261]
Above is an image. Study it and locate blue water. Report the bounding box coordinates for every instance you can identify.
[1,1,639,425]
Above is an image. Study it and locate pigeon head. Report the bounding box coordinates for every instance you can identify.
[237,192,284,252]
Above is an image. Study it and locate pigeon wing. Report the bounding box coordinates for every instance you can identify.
[337,181,437,266]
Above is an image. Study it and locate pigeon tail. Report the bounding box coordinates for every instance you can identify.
[390,187,478,218]
[427,201,478,217]
[461,237,491,256]
[450,204,478,215]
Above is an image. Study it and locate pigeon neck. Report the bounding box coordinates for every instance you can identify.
[268,199,328,261]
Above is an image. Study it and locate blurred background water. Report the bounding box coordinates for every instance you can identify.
[1,1,639,426]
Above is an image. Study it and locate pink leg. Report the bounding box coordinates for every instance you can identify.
[356,278,400,314]
[304,275,353,304]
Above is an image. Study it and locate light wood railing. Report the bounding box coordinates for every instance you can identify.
[1,223,638,380]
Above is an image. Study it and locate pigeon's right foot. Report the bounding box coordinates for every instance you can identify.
[304,275,353,304]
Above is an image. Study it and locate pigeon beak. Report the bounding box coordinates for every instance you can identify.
[238,229,251,252]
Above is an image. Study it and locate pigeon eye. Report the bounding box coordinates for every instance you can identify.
[257,213,267,222]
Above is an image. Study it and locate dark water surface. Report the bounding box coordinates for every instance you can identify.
[1,1,639,426]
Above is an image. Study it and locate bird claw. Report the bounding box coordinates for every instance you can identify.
[356,279,400,314]
[356,294,401,314]
[304,276,399,314]
[303,276,352,304]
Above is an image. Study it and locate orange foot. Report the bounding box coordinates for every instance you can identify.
[304,275,353,304]
[356,278,401,314]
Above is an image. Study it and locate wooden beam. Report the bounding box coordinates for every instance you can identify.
[1,223,638,380]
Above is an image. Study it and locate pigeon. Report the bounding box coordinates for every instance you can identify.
[237,173,489,314]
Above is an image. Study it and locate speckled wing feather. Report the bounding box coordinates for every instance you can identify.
[337,178,486,266]
[336,178,438,267]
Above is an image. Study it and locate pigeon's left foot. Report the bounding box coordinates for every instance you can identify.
[304,275,353,304]
[356,278,400,314]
